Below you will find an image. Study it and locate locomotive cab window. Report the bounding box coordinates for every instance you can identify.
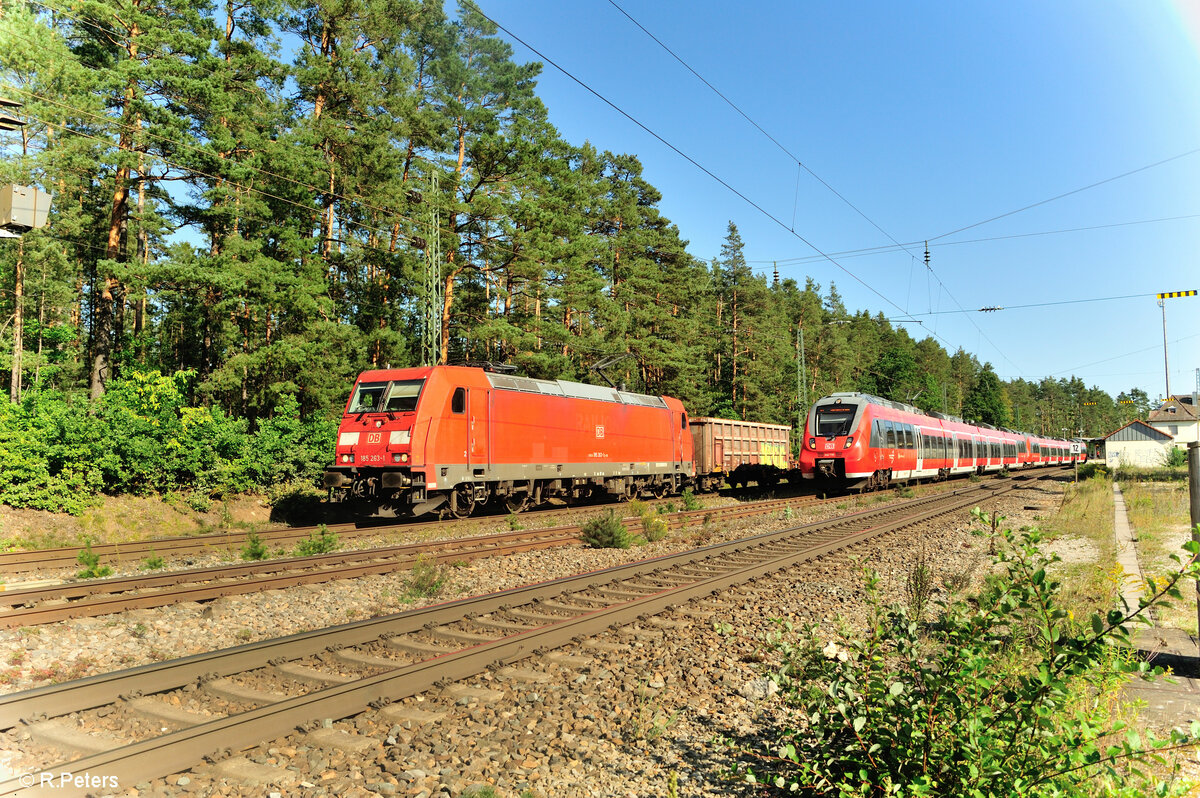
[815,404,855,437]
[451,387,466,414]
[350,381,387,413]
[382,379,424,412]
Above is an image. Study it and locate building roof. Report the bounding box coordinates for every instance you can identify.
[1148,395,1199,423]
[1103,419,1174,443]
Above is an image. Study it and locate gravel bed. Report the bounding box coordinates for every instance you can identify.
[0,478,1067,796]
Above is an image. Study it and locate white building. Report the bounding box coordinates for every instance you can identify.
[1146,394,1200,448]
[1102,419,1174,468]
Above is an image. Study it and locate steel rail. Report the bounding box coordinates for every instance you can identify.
[0,475,1032,792]
[0,481,1010,729]
[0,476,1034,797]
[0,494,827,627]
[0,491,824,574]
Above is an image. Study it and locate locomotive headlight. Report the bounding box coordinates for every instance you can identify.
[843,436,854,448]
[401,453,408,462]
[389,430,411,445]
[340,453,354,463]
[393,453,402,462]
[338,431,360,446]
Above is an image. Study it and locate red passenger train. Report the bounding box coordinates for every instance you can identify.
[798,392,1083,491]
[323,365,693,517]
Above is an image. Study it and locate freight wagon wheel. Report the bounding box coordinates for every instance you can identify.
[448,485,476,519]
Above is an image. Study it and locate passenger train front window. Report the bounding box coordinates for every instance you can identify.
[815,404,856,437]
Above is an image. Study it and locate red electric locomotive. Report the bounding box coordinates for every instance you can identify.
[798,392,1081,491]
[323,364,694,517]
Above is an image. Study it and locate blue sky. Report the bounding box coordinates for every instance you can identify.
[478,0,1200,403]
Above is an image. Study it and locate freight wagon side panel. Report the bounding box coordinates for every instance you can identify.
[690,417,790,474]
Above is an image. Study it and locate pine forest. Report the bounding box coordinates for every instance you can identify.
[0,0,1152,512]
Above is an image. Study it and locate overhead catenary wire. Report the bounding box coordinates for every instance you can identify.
[748,212,1200,266]
[890,291,1166,317]
[602,0,1021,373]
[929,145,1200,242]
[474,8,991,364]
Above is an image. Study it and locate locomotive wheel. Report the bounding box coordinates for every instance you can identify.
[448,485,476,519]
[504,494,528,514]
[653,481,670,499]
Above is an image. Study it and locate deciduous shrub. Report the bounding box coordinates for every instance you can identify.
[641,515,669,542]
[730,526,1200,796]
[0,371,337,514]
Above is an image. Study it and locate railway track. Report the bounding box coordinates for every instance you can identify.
[0,473,1053,797]
[0,494,824,628]
[0,488,823,575]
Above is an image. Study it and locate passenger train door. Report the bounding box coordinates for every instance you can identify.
[914,429,923,475]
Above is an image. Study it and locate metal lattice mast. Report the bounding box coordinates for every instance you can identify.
[422,172,442,367]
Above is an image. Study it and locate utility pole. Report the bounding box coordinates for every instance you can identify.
[1189,441,1199,654]
[1,98,52,404]
[1157,291,1197,402]
[422,172,442,367]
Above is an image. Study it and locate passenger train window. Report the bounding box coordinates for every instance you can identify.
[885,420,896,448]
[903,426,914,449]
[451,387,466,414]
[815,403,856,437]
[871,420,882,447]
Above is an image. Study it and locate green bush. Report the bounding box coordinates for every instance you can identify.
[641,515,669,542]
[0,392,102,514]
[1078,462,1109,480]
[581,510,631,549]
[294,524,338,556]
[406,553,446,598]
[1165,447,1188,468]
[75,542,113,580]
[626,499,649,518]
[0,371,338,514]
[731,527,1200,796]
[681,488,701,511]
[240,532,268,561]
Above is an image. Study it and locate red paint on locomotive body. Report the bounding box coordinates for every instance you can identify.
[797,392,1082,491]
[324,365,694,517]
